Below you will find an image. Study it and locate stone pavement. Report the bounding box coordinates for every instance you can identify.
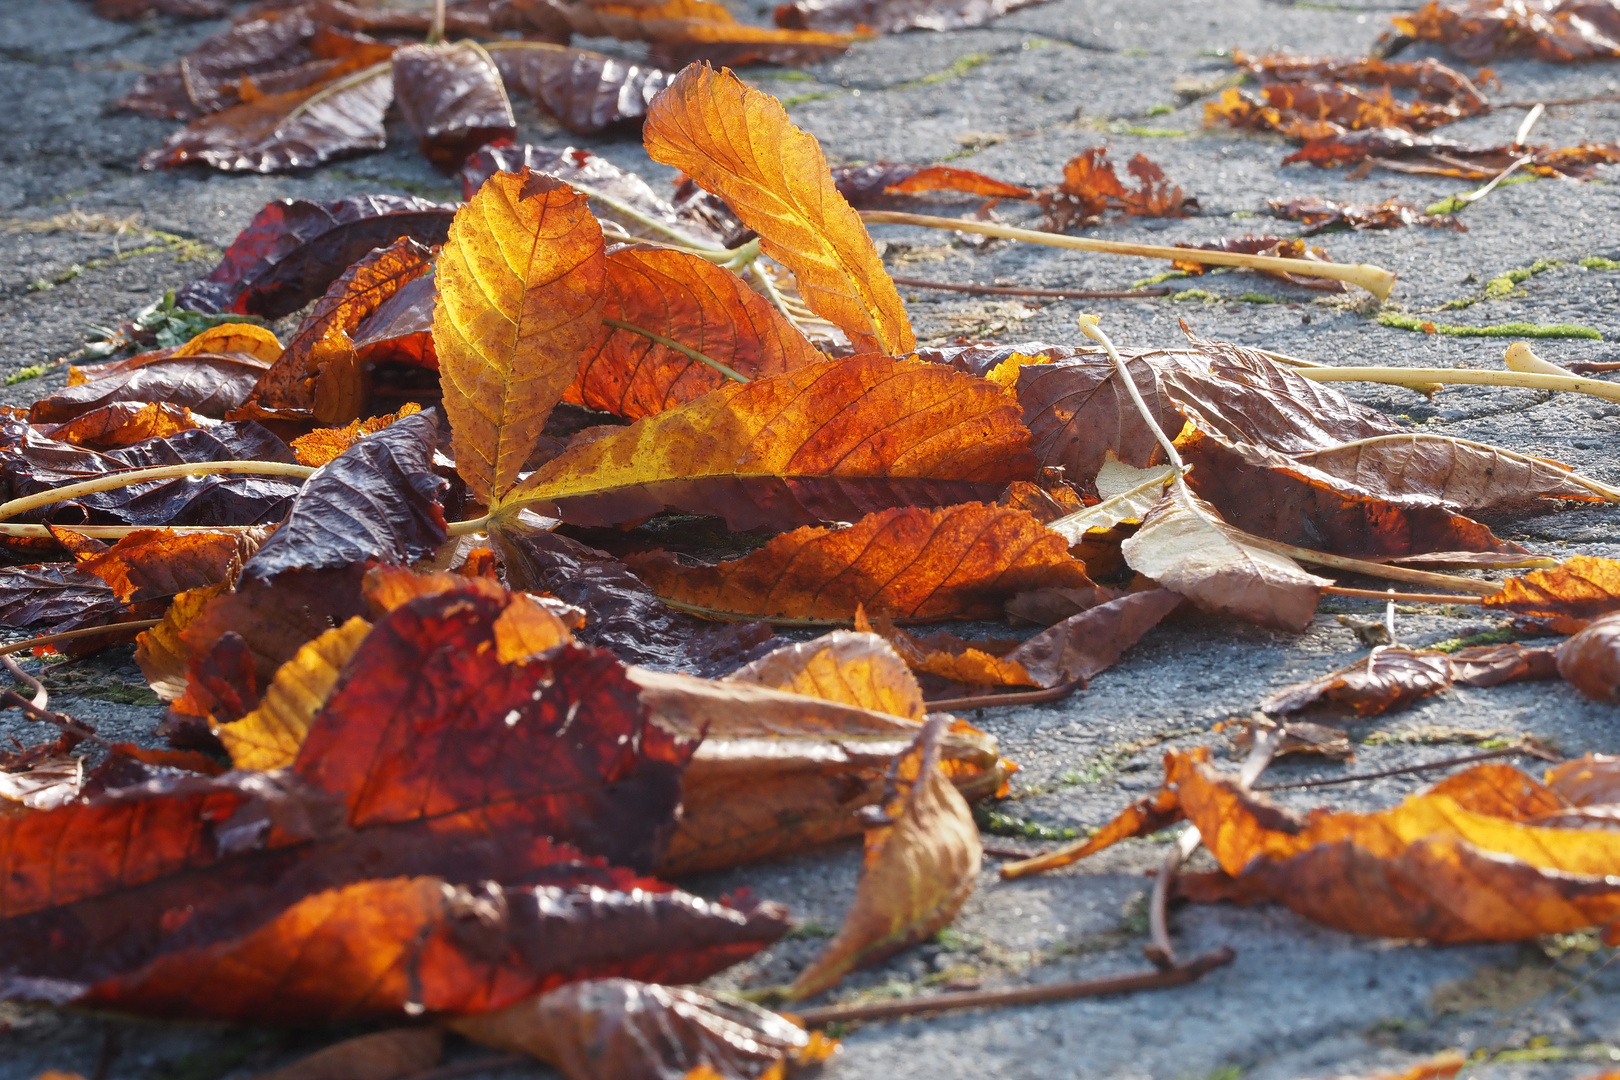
[3,0,1620,1077]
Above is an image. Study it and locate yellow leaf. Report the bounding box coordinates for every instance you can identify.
[436,169,607,503]
[174,322,284,365]
[215,617,373,770]
[725,630,925,719]
[643,64,912,355]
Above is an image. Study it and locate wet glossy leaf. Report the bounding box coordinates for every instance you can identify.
[250,1028,443,1080]
[246,237,437,423]
[490,45,677,135]
[831,162,1032,203]
[141,60,394,174]
[30,353,271,424]
[643,65,912,355]
[724,630,926,719]
[1179,428,1525,559]
[1483,556,1620,620]
[626,502,1091,623]
[1268,195,1464,233]
[788,715,981,999]
[0,417,299,528]
[1392,0,1620,62]
[1260,647,1455,718]
[451,978,824,1080]
[1292,433,1610,518]
[1558,612,1620,701]
[0,564,118,630]
[176,195,455,319]
[33,402,204,451]
[1004,589,1182,689]
[393,42,518,173]
[436,169,607,504]
[571,245,823,421]
[509,355,1033,531]
[352,273,438,369]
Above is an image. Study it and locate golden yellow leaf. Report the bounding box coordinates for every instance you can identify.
[173,322,284,365]
[643,64,913,355]
[435,168,607,503]
[135,581,232,701]
[724,630,925,719]
[215,617,373,770]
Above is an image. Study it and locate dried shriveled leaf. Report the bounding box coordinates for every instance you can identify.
[1172,235,1348,292]
[553,2,854,68]
[1485,557,1620,621]
[856,607,1034,688]
[436,169,607,504]
[1121,485,1330,632]
[643,65,913,355]
[451,978,822,1080]
[831,162,1033,203]
[725,630,925,720]
[1261,647,1455,718]
[136,582,232,700]
[215,617,374,770]
[1268,195,1463,233]
[176,195,455,319]
[1447,642,1560,688]
[788,715,981,999]
[393,42,518,172]
[0,564,119,630]
[246,237,437,423]
[0,417,299,528]
[35,402,204,450]
[251,1028,443,1080]
[290,403,426,468]
[30,353,271,424]
[1393,0,1620,62]
[1292,434,1610,518]
[1004,589,1182,689]
[0,757,84,811]
[510,355,1033,530]
[1038,148,1192,231]
[627,503,1091,623]
[1558,612,1620,701]
[1179,429,1524,559]
[491,45,677,135]
[634,667,1003,873]
[571,244,822,421]
[141,61,394,173]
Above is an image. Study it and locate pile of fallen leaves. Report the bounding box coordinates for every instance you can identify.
[6,2,1620,1073]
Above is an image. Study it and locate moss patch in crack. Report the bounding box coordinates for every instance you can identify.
[975,806,1080,842]
[1376,312,1601,339]
[898,52,991,90]
[1580,256,1620,271]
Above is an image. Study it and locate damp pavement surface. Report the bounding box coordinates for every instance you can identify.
[4,1,1620,1077]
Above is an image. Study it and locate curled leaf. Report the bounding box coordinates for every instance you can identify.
[1004,589,1183,689]
[392,42,517,172]
[1484,556,1620,621]
[725,630,925,720]
[1260,647,1455,718]
[490,44,677,135]
[1558,612,1620,701]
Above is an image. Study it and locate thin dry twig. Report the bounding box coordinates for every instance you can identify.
[1323,586,1488,605]
[0,620,162,657]
[925,678,1085,712]
[1252,744,1560,792]
[889,276,1172,300]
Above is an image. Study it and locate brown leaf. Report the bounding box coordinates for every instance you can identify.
[570,244,823,421]
[1447,642,1561,688]
[831,162,1033,203]
[30,353,272,424]
[451,978,825,1080]
[141,59,394,173]
[1483,556,1620,621]
[627,503,1091,623]
[1179,428,1524,559]
[490,44,677,135]
[1120,484,1331,632]
[250,1029,443,1080]
[353,272,438,368]
[509,355,1033,531]
[1393,0,1620,62]
[1038,148,1192,230]
[856,606,1035,688]
[436,169,607,504]
[1557,612,1620,701]
[34,402,204,450]
[552,1,854,68]
[0,757,85,812]
[634,667,1004,873]
[1260,647,1455,718]
[1291,433,1609,518]
[245,237,436,423]
[392,42,517,173]
[1003,589,1182,689]
[643,65,912,355]
[775,0,1046,32]
[787,715,981,999]
[724,630,926,719]
[1268,195,1464,233]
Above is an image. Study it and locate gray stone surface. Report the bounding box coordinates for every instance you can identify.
[3,0,1620,1077]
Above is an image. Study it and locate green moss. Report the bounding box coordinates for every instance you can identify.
[1172,288,1217,302]
[782,91,835,106]
[1376,312,1601,339]
[1428,626,1523,653]
[1146,103,1174,116]
[902,53,990,88]
[784,921,836,940]
[1484,257,1561,300]
[1580,256,1620,271]
[6,364,48,385]
[1104,120,1188,136]
[1237,292,1280,304]
[1132,269,1192,287]
[974,805,1079,842]
[1423,173,1536,214]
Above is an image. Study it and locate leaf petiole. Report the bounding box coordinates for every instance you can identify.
[602,316,752,383]
[0,461,316,523]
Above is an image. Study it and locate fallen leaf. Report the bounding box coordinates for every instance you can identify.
[1172,235,1349,292]
[1447,642,1561,688]
[1291,433,1611,518]
[570,244,822,421]
[1544,753,1620,807]
[507,355,1033,531]
[626,502,1092,623]
[1484,556,1620,621]
[1039,147,1193,231]
[352,271,439,369]
[141,59,394,173]
[451,978,826,1080]
[1558,612,1620,701]
[787,715,982,999]
[856,606,1035,688]
[643,64,913,355]
[245,236,437,423]
[1003,589,1182,688]
[490,44,677,135]
[1120,484,1331,632]
[249,1028,443,1080]
[436,168,607,505]
[1260,647,1455,718]
[1268,195,1464,233]
[392,42,518,172]
[1392,0,1620,62]
[724,630,926,719]
[175,195,455,318]
[831,162,1033,203]
[29,352,272,424]
[775,0,1046,31]
[553,2,855,68]
[290,403,426,467]
[0,757,85,811]
[0,564,120,630]
[34,402,204,451]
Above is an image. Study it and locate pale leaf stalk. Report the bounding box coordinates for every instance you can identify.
[602,316,752,383]
[427,0,446,44]
[1075,315,1187,478]
[0,523,267,540]
[278,62,393,132]
[860,211,1398,300]
[0,461,315,522]
[1295,364,1620,405]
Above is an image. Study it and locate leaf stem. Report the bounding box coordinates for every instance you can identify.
[1251,744,1557,792]
[0,620,162,657]
[0,524,266,539]
[0,461,314,522]
[1294,364,1620,404]
[1076,316,1188,479]
[1245,538,1502,595]
[602,316,752,383]
[445,515,491,536]
[1323,585,1486,605]
[426,0,446,44]
[891,277,1172,300]
[925,678,1085,712]
[278,62,393,132]
[859,210,1397,300]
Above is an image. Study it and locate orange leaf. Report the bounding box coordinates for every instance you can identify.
[34,401,203,450]
[643,64,912,355]
[724,630,926,719]
[627,503,1091,623]
[787,716,981,999]
[290,402,425,467]
[435,169,606,503]
[855,606,1035,688]
[510,356,1033,531]
[570,244,824,421]
[1557,612,1620,701]
[1484,555,1620,620]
